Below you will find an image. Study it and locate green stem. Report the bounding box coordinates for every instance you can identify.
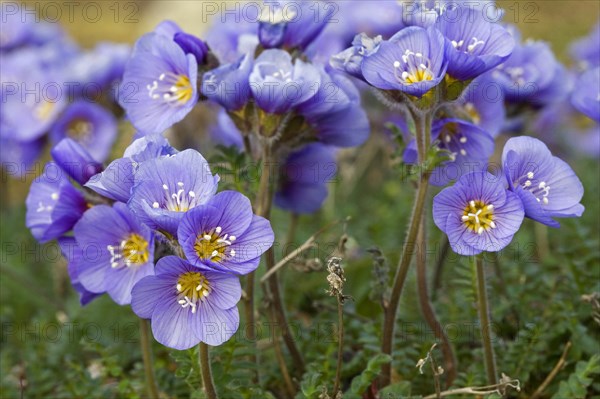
[416,215,457,387]
[381,110,432,387]
[472,256,498,385]
[333,297,344,395]
[199,343,218,399]
[139,319,160,399]
[260,144,305,375]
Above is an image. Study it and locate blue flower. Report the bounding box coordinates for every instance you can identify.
[570,22,600,69]
[458,72,506,138]
[202,53,253,111]
[58,237,101,306]
[361,26,448,97]
[249,49,321,114]
[400,1,503,28]
[50,138,103,186]
[86,135,178,203]
[205,17,258,63]
[73,202,155,305]
[502,136,584,227]
[50,100,117,162]
[492,38,558,102]
[258,0,332,50]
[571,67,600,123]
[330,33,383,80]
[275,143,336,214]
[66,42,131,96]
[128,149,219,236]
[26,163,88,243]
[435,9,514,81]
[1,55,66,141]
[131,256,240,349]
[0,136,44,179]
[209,109,245,150]
[299,69,370,147]
[433,171,525,255]
[178,191,274,275]
[404,118,494,186]
[119,32,198,134]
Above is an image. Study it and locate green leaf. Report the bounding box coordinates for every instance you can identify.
[552,354,600,399]
[349,353,392,396]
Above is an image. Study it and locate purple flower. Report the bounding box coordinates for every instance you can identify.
[433,171,525,255]
[73,202,155,305]
[249,49,321,114]
[26,163,88,243]
[202,53,253,111]
[1,55,66,141]
[275,143,336,214]
[66,42,131,95]
[178,191,274,275]
[50,100,117,162]
[491,39,558,102]
[435,9,514,81]
[129,150,219,236]
[205,17,258,63]
[570,23,600,69]
[330,33,383,80]
[50,138,103,186]
[58,237,101,305]
[571,67,600,123]
[86,135,178,203]
[119,32,198,134]
[299,69,370,147]
[458,72,506,137]
[502,136,584,227]
[0,136,44,179]
[131,256,240,349]
[404,119,494,186]
[210,109,245,150]
[258,0,332,50]
[361,26,448,97]
[400,1,503,28]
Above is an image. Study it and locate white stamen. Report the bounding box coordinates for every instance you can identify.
[176,284,182,292]
[490,221,497,229]
[203,234,212,240]
[462,215,469,221]
[215,226,222,234]
[527,172,534,179]
[543,197,549,205]
[478,227,484,235]
[459,137,467,143]
[229,235,236,241]
[162,184,168,190]
[230,249,236,257]
[460,149,467,156]
[152,202,160,209]
[51,193,59,200]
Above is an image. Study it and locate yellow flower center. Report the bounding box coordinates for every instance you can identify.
[462,200,496,235]
[193,226,237,263]
[67,118,93,140]
[107,233,150,268]
[34,100,55,121]
[176,271,211,313]
[147,73,194,105]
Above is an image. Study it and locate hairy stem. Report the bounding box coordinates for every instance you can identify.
[139,319,160,399]
[199,343,218,399]
[473,256,498,385]
[333,297,345,395]
[381,111,432,386]
[260,145,306,375]
[416,216,457,387]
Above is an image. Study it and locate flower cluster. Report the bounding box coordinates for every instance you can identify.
[28,133,274,348]
[433,137,584,255]
[1,4,129,175]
